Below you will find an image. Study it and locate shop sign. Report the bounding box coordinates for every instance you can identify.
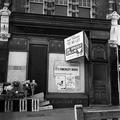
[64,31,89,61]
[54,66,79,74]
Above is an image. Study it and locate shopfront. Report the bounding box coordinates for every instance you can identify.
[0,12,117,108]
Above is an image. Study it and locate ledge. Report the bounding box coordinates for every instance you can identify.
[10,12,111,31]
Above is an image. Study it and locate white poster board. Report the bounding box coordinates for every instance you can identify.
[7,52,27,83]
[64,31,88,61]
[48,53,85,93]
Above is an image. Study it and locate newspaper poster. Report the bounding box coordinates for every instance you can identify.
[66,75,75,88]
[54,62,79,90]
[55,76,66,90]
[48,53,85,93]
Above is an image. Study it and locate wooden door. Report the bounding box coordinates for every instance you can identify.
[28,44,47,94]
[92,63,108,104]
[0,49,8,83]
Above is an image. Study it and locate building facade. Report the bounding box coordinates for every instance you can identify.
[0,0,119,108]
[1,0,120,18]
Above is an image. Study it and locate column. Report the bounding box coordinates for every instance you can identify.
[0,2,11,83]
[107,11,120,105]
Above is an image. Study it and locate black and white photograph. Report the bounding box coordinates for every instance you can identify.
[0,0,120,120]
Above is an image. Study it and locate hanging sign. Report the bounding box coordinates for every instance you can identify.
[64,31,89,61]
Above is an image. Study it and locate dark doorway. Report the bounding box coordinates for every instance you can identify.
[0,49,8,83]
[90,63,110,105]
[28,44,48,94]
[93,63,108,104]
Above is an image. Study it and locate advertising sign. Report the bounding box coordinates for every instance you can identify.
[48,53,85,93]
[64,31,89,61]
[54,65,79,90]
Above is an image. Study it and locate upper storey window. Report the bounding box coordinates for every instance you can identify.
[55,0,67,5]
[79,0,91,8]
[26,0,94,18]
[30,0,43,3]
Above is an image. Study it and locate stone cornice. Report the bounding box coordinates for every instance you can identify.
[10,12,111,32]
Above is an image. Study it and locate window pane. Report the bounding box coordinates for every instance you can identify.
[79,0,82,6]
[83,1,86,6]
[79,0,90,7]
[30,0,43,3]
[72,5,76,10]
[86,0,90,7]
[55,0,67,5]
[72,13,76,17]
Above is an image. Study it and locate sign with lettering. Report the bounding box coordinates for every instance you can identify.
[48,53,85,93]
[54,66,79,74]
[54,65,79,90]
[64,31,89,61]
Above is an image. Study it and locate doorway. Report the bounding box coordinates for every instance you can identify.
[0,49,8,83]
[28,44,48,94]
[90,63,110,105]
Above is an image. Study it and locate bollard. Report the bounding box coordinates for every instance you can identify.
[74,104,84,120]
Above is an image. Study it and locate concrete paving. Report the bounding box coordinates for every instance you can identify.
[0,108,75,120]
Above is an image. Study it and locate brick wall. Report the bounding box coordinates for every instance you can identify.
[96,0,109,19]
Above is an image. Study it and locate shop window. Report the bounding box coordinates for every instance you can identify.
[7,38,29,83]
[48,39,85,93]
[47,35,89,107]
[48,53,85,93]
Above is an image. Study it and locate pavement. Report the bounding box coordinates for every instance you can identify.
[0,108,75,120]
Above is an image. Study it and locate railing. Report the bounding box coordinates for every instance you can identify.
[74,105,120,120]
[0,98,40,112]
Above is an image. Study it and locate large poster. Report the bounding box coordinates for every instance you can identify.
[48,53,85,93]
[7,52,27,83]
[54,64,79,90]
